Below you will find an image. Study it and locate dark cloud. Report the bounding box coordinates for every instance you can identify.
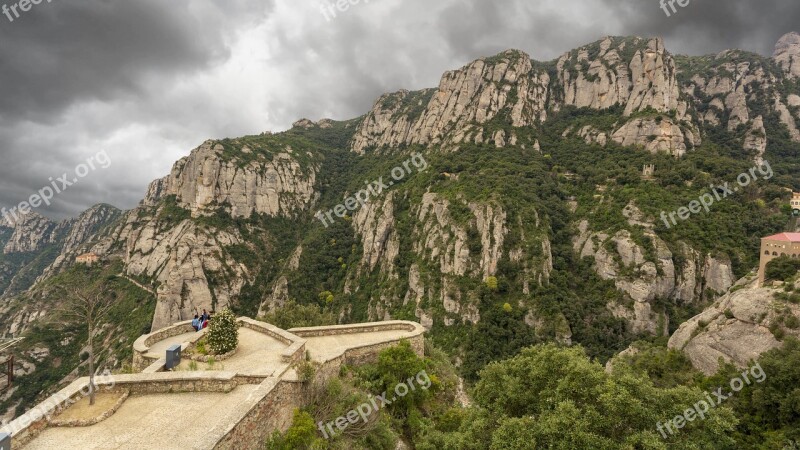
[0,0,795,221]
[599,0,800,56]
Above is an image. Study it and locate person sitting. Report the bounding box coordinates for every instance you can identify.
[191,314,201,332]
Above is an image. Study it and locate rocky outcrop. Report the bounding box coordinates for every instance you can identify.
[2,213,58,254]
[351,192,400,276]
[37,205,122,280]
[352,37,699,154]
[556,37,683,117]
[122,216,248,330]
[351,51,549,153]
[574,203,735,334]
[563,125,609,146]
[145,141,318,219]
[669,278,800,374]
[611,117,698,156]
[744,116,767,163]
[415,193,471,277]
[683,35,800,151]
[774,94,800,142]
[774,32,800,79]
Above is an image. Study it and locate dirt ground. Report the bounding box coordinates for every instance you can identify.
[54,392,125,422]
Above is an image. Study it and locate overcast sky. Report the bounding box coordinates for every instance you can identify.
[0,0,797,221]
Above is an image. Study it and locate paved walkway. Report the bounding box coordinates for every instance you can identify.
[303,329,417,362]
[178,328,287,376]
[24,385,261,450]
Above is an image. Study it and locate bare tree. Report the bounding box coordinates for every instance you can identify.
[58,284,115,405]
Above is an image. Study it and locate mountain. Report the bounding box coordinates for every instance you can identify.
[3,32,800,420]
[0,205,121,302]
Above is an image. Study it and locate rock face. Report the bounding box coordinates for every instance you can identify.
[611,117,698,157]
[122,218,248,330]
[113,140,318,328]
[669,278,800,374]
[774,32,800,79]
[574,202,735,334]
[683,39,800,148]
[37,204,122,281]
[2,213,58,254]
[351,50,550,153]
[556,37,683,117]
[336,190,552,329]
[351,37,697,155]
[744,116,768,163]
[145,141,318,219]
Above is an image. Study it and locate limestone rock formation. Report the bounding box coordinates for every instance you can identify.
[611,117,698,156]
[2,213,58,254]
[574,202,734,334]
[351,50,549,153]
[352,37,699,154]
[144,140,318,219]
[744,116,768,163]
[669,278,800,374]
[121,216,248,330]
[774,32,800,79]
[556,37,682,117]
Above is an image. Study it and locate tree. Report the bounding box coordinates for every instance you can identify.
[765,256,800,282]
[58,283,116,406]
[484,277,498,291]
[419,344,739,449]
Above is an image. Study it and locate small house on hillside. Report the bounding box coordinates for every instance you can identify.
[75,252,100,266]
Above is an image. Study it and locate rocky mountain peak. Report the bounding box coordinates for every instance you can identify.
[774,31,800,78]
[143,139,318,219]
[2,212,58,254]
[350,48,549,153]
[351,35,694,154]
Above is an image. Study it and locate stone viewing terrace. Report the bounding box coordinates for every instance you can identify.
[2,318,424,449]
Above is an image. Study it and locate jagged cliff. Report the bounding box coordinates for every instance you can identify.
[0,205,121,301]
[669,275,800,374]
[143,140,318,219]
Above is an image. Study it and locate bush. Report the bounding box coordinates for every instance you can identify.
[265,409,325,450]
[206,309,239,355]
[766,256,800,282]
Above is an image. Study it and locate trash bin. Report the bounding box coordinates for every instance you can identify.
[0,432,10,450]
[165,344,182,370]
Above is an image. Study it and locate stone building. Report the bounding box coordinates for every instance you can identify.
[75,252,100,266]
[758,232,800,285]
[791,192,800,215]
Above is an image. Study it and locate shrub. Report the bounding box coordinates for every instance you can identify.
[206,308,239,355]
[766,256,800,283]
